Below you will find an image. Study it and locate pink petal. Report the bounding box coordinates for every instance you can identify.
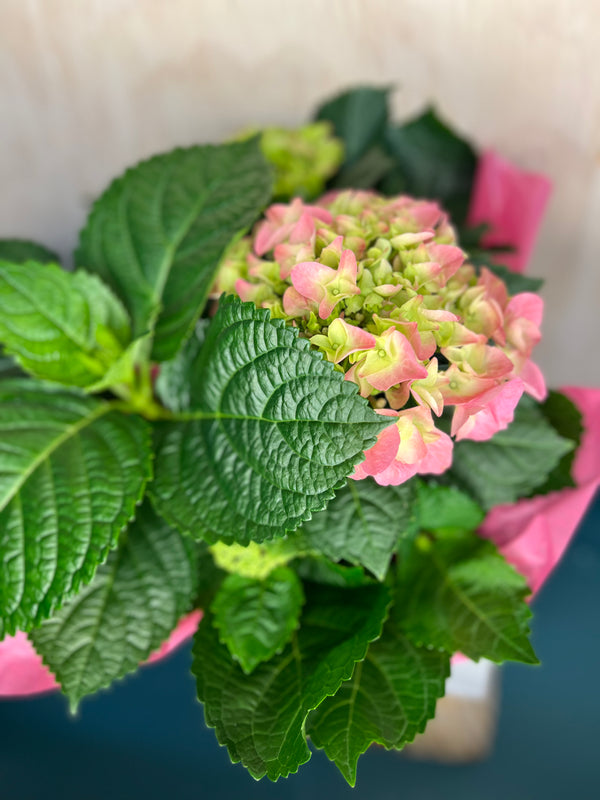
[452,378,524,441]
[290,261,335,303]
[417,430,454,475]
[468,150,552,273]
[519,358,548,401]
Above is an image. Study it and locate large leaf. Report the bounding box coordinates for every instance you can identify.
[0,381,152,635]
[0,261,131,388]
[533,390,583,495]
[449,396,574,509]
[76,139,273,362]
[31,502,198,709]
[416,481,484,533]
[394,528,538,664]
[154,319,209,412]
[0,238,60,265]
[382,109,477,225]
[307,618,449,785]
[193,581,390,780]
[315,86,390,166]
[150,297,390,545]
[211,567,303,674]
[295,478,417,580]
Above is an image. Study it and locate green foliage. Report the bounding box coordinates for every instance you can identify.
[0,238,60,265]
[76,139,272,362]
[154,319,209,412]
[307,618,449,786]
[416,482,484,533]
[31,502,198,709]
[294,478,417,579]
[0,381,152,636]
[394,528,538,664]
[0,261,131,388]
[449,396,574,509]
[192,582,390,780]
[211,567,304,674]
[150,297,390,544]
[533,390,583,494]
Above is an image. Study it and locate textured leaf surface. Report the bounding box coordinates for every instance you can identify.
[0,238,60,265]
[383,109,476,225]
[449,397,574,509]
[150,297,389,544]
[416,482,484,533]
[315,86,390,166]
[307,619,449,785]
[193,582,390,780]
[0,261,130,388]
[211,567,303,673]
[31,502,198,708]
[0,381,152,635]
[394,529,538,664]
[296,478,417,579]
[76,140,272,361]
[533,390,583,494]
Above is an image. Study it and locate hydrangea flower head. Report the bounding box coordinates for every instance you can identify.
[214,190,546,485]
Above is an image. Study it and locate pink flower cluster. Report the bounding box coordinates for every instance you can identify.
[214,189,546,486]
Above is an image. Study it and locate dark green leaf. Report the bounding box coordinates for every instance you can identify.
[0,380,152,636]
[307,618,449,785]
[211,567,303,674]
[330,146,396,190]
[150,297,390,545]
[449,396,574,509]
[293,556,373,589]
[193,581,390,780]
[394,528,538,664]
[295,478,417,580]
[194,542,226,608]
[315,87,390,166]
[0,262,131,388]
[31,501,198,709]
[76,139,273,362]
[532,390,583,494]
[154,319,209,412]
[0,239,60,265]
[416,482,484,533]
[382,109,476,225]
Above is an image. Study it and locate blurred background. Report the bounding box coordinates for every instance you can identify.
[1,1,599,797]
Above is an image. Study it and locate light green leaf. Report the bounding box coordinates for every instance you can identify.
[295,478,417,580]
[76,139,273,362]
[0,380,152,636]
[0,261,131,388]
[0,238,60,265]
[416,481,484,533]
[449,396,575,509]
[211,567,304,674]
[307,619,449,786]
[394,528,538,664]
[193,581,390,781]
[150,297,390,545]
[31,501,198,709]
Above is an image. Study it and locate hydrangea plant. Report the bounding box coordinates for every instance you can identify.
[0,87,584,786]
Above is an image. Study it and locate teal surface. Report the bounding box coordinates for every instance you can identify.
[0,493,598,800]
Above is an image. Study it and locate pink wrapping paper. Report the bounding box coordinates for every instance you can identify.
[0,150,596,697]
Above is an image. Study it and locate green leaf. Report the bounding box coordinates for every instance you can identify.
[150,297,390,545]
[192,581,390,780]
[532,390,583,495]
[416,482,484,533]
[307,618,449,786]
[0,261,131,388]
[194,543,226,608]
[154,319,209,412]
[0,380,152,636]
[295,478,417,580]
[0,238,60,265]
[449,396,575,509]
[394,528,538,664]
[211,567,304,674]
[382,109,477,225]
[0,352,22,378]
[76,139,273,362]
[31,501,198,709]
[330,145,396,190]
[315,86,390,166]
[293,556,373,589]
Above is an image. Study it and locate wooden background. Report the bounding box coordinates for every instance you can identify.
[1,0,598,385]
